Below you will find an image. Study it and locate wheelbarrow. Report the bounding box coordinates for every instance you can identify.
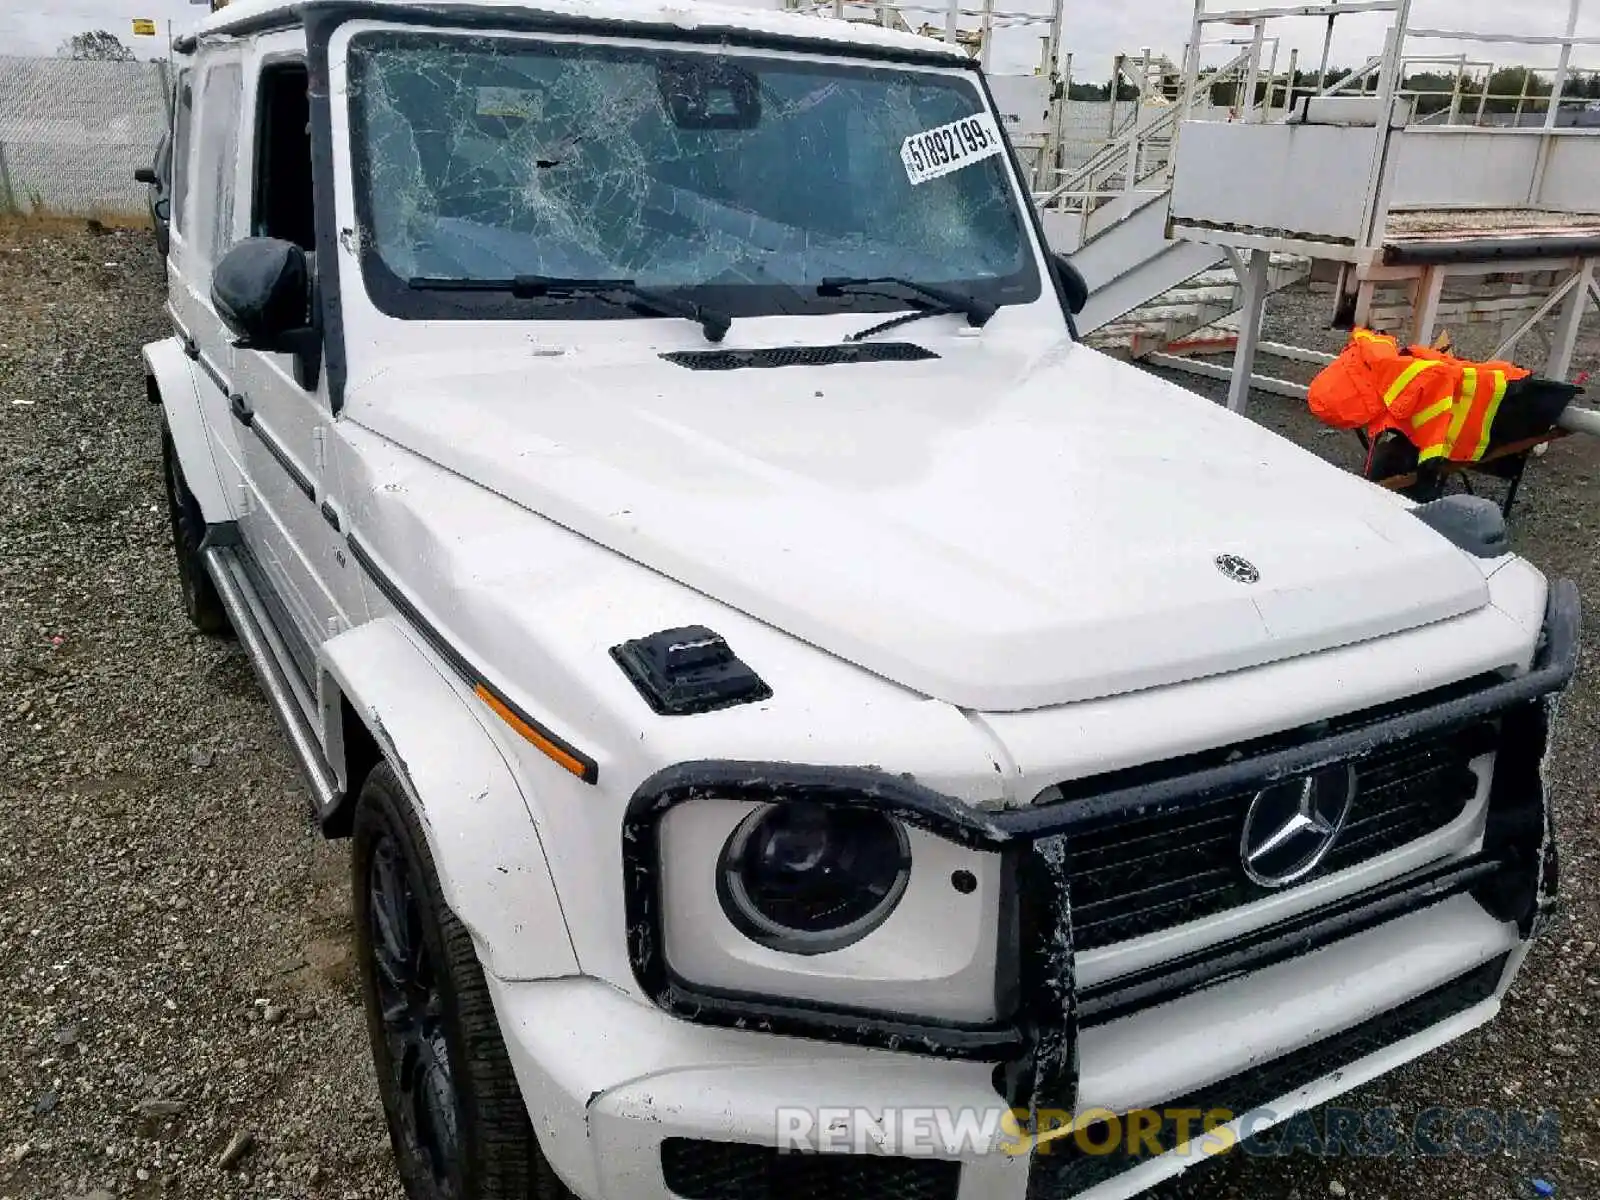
[1358,376,1584,518]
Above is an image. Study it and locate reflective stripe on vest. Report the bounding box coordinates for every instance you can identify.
[1469,371,1510,462]
[1414,368,1509,465]
[1383,359,1440,410]
[1411,393,1453,430]
[1443,367,1478,456]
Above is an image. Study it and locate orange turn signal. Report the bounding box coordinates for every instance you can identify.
[475,684,590,780]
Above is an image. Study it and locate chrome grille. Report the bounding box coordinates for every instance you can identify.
[1064,726,1487,951]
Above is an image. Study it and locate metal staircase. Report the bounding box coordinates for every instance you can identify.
[1032,47,1311,344]
[1090,252,1312,354]
[1066,192,1227,337]
[1163,0,1600,419]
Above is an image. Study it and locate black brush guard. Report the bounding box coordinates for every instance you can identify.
[623,580,1577,1137]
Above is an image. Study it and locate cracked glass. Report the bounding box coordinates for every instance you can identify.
[344,30,1041,321]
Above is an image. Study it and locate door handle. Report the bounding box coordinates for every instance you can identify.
[229,393,254,427]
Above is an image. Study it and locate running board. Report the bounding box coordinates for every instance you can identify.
[203,545,342,818]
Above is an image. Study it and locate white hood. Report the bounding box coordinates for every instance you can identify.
[347,337,1490,711]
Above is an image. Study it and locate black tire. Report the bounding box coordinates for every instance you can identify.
[352,764,575,1200]
[160,424,230,637]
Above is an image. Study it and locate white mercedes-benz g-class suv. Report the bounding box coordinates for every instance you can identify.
[143,1,1576,1197]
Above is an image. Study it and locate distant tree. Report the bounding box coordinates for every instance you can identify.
[1483,65,1551,113]
[59,30,136,61]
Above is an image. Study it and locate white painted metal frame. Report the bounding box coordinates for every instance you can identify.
[1032,46,1258,250]
[1160,0,1600,419]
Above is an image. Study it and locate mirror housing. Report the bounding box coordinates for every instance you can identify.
[656,56,761,130]
[1050,251,1089,315]
[211,237,321,387]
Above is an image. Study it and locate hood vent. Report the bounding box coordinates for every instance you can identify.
[611,626,772,715]
[661,343,938,371]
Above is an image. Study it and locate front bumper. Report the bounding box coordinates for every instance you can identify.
[489,891,1524,1200]
[494,579,1575,1200]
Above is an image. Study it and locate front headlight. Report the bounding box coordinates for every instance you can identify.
[717,802,911,955]
[647,791,1006,1024]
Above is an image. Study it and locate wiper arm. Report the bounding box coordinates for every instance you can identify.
[408,274,731,343]
[818,275,997,337]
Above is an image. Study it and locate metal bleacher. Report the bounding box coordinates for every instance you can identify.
[1158,0,1600,434]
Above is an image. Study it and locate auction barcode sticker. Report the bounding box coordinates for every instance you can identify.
[900,112,1005,186]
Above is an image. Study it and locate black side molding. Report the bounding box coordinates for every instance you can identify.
[345,533,599,784]
[253,421,315,501]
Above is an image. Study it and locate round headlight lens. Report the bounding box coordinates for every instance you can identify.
[717,802,912,955]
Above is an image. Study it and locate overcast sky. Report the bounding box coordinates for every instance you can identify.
[14,0,1600,78]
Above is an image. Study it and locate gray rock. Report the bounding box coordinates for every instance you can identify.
[32,1090,58,1116]
[218,1130,255,1170]
[137,1098,187,1118]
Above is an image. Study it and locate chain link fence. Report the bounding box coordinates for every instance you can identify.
[0,53,1133,223]
[0,56,173,221]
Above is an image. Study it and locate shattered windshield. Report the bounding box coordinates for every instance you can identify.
[346,31,1042,321]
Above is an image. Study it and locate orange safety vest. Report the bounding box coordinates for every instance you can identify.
[1308,329,1529,464]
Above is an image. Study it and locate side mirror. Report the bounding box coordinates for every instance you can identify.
[211,237,321,387]
[1051,251,1089,315]
[134,166,157,185]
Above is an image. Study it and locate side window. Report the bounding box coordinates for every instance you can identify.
[170,71,193,235]
[191,61,244,276]
[251,61,315,251]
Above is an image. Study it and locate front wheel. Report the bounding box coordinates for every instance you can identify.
[160,424,230,636]
[351,764,575,1200]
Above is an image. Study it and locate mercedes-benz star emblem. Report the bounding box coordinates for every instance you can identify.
[1240,764,1357,888]
[1214,554,1260,584]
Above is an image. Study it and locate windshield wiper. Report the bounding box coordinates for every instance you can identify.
[819,275,997,342]
[408,274,731,343]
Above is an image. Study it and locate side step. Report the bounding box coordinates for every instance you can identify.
[203,544,342,818]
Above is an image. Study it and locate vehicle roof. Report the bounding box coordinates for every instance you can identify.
[195,0,970,60]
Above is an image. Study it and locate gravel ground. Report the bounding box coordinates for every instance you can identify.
[0,225,400,1200]
[0,224,1595,1200]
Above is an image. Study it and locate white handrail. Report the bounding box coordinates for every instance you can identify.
[1405,29,1600,46]
[1200,0,1399,19]
[1034,45,1253,211]
[1318,57,1381,96]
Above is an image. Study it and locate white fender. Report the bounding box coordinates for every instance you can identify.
[319,616,580,981]
[142,336,232,523]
